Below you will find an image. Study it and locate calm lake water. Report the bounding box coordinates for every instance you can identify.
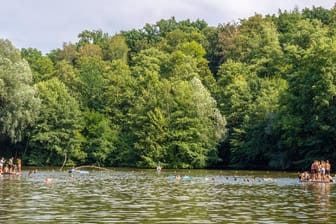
[0,168,335,223]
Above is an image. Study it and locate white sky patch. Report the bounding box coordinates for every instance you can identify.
[0,0,334,54]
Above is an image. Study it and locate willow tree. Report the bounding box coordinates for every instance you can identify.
[189,77,227,166]
[163,47,226,168]
[0,39,40,143]
[165,78,226,168]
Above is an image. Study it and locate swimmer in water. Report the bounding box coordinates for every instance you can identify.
[44,178,53,184]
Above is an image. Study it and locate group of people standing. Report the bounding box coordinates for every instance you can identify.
[0,157,21,174]
[300,160,333,182]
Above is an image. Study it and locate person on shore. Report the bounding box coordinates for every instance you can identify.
[3,165,9,173]
[305,160,333,182]
[311,161,318,181]
[314,160,319,180]
[8,157,14,173]
[299,171,310,182]
[325,160,331,175]
[320,160,326,181]
[0,157,5,174]
[17,158,21,173]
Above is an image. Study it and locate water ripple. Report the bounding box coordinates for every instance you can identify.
[0,170,335,223]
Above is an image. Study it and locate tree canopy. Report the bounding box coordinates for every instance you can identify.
[2,5,336,170]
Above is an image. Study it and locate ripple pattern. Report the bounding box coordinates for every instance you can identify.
[0,170,335,223]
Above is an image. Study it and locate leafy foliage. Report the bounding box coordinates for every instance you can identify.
[3,7,336,170]
[0,39,40,143]
[28,78,84,166]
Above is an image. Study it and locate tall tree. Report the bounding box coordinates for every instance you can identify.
[230,78,286,168]
[77,56,106,111]
[21,48,55,83]
[103,35,129,62]
[53,60,81,99]
[102,60,137,166]
[0,39,40,143]
[128,49,169,167]
[276,34,336,168]
[82,110,118,166]
[77,29,109,48]
[28,78,84,166]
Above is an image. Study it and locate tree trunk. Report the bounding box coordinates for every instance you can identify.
[60,152,67,171]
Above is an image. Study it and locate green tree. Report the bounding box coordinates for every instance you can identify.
[216,60,254,130]
[276,33,336,169]
[202,26,221,75]
[190,77,227,165]
[302,6,331,25]
[102,60,137,166]
[0,39,40,143]
[166,80,213,168]
[128,49,169,167]
[78,44,103,59]
[82,110,118,166]
[216,23,240,64]
[77,56,106,111]
[48,42,78,65]
[159,29,205,53]
[216,15,283,77]
[53,60,81,99]
[21,48,55,83]
[229,78,286,168]
[103,35,129,62]
[176,41,217,93]
[28,78,85,166]
[77,29,109,48]
[274,8,302,45]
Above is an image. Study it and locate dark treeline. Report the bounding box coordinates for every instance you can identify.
[1,5,336,170]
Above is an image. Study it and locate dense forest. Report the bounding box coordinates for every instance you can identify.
[1,5,336,170]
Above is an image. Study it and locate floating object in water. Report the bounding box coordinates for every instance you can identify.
[167,175,175,181]
[68,169,89,174]
[263,178,273,182]
[182,175,191,181]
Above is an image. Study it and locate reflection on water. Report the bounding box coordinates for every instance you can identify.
[0,169,335,223]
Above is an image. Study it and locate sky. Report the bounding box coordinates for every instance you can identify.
[0,0,334,54]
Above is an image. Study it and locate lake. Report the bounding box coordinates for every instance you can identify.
[0,168,335,223]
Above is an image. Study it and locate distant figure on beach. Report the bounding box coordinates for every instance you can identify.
[17,158,21,173]
[0,157,4,174]
[8,157,14,172]
[3,165,9,173]
[326,160,331,175]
